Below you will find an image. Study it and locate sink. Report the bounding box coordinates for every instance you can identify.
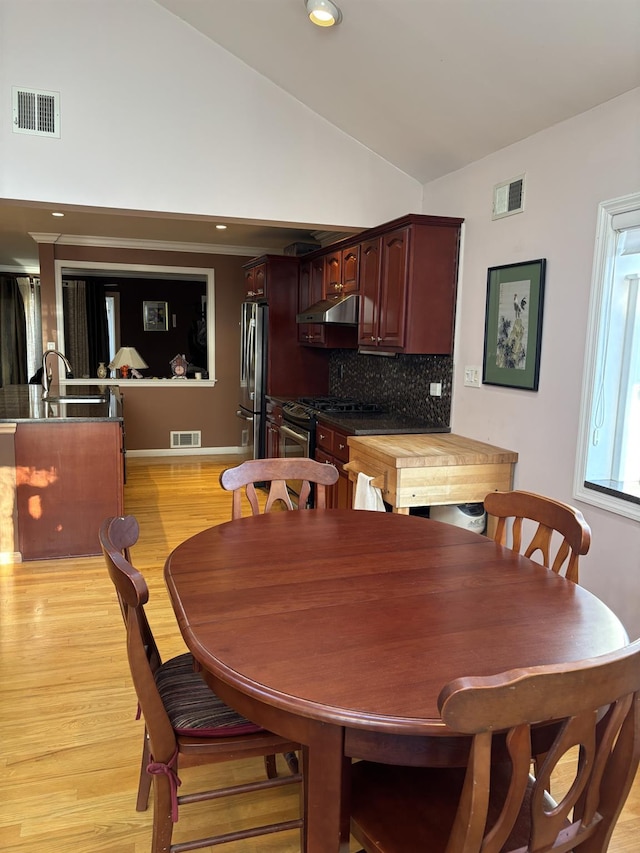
[44,394,107,404]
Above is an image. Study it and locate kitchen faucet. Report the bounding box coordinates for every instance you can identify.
[42,350,74,397]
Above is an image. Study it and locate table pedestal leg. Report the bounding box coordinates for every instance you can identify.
[302,726,351,852]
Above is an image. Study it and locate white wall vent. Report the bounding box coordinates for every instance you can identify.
[492,174,525,220]
[170,430,202,449]
[12,87,60,137]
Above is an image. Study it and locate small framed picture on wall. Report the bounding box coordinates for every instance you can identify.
[482,259,546,391]
[143,300,168,332]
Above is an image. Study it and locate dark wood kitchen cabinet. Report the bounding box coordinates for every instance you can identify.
[357,214,463,354]
[244,261,267,299]
[298,255,326,346]
[325,245,360,294]
[265,399,283,458]
[298,256,357,349]
[243,255,330,397]
[315,421,353,509]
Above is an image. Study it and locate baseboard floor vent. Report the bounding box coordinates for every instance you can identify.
[170,430,201,449]
[492,174,525,220]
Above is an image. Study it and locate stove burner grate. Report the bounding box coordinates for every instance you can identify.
[297,396,384,415]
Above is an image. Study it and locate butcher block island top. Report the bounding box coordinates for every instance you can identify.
[346,433,518,512]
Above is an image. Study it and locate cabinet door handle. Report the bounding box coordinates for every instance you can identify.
[377,336,383,342]
[370,336,376,342]
[319,433,326,440]
[338,443,345,450]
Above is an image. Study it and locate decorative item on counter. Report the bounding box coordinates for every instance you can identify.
[109,346,148,379]
[170,353,188,378]
[96,362,108,379]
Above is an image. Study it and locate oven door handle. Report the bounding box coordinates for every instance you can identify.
[280,423,309,444]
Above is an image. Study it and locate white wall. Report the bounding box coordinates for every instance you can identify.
[0,0,420,229]
[424,89,640,639]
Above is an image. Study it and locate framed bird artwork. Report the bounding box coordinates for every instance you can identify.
[482,259,546,390]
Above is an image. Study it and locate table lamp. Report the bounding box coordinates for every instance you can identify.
[109,346,148,379]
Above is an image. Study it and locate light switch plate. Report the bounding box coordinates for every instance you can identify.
[464,366,481,387]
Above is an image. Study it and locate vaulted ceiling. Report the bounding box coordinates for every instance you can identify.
[2,0,639,269]
[156,0,640,183]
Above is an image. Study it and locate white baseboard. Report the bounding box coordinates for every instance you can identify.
[127,446,249,457]
[0,551,22,564]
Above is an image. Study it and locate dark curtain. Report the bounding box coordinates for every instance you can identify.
[0,275,28,388]
[86,281,109,377]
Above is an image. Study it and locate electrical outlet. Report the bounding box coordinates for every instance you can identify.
[47,341,56,350]
[241,429,249,447]
[429,382,442,397]
[464,366,481,388]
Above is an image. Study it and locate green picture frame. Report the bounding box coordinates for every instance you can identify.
[482,259,546,391]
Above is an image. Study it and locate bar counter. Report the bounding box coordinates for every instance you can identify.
[0,384,123,422]
[0,384,124,561]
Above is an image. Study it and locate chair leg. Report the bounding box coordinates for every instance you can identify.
[264,753,277,779]
[151,771,175,853]
[136,727,152,811]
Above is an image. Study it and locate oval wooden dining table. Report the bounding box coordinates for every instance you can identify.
[164,509,628,853]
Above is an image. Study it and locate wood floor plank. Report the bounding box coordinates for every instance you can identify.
[1,455,636,852]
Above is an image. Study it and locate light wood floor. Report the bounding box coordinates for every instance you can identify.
[1,456,638,852]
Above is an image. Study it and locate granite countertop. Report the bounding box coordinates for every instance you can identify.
[314,411,450,436]
[0,384,123,422]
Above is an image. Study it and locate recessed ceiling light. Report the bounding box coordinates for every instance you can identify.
[305,0,342,27]
[215,224,227,230]
[51,211,65,217]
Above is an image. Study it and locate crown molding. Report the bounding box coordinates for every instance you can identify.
[27,232,279,258]
[29,232,60,243]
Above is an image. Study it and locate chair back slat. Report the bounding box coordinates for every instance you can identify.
[484,490,591,582]
[220,457,339,519]
[438,639,640,853]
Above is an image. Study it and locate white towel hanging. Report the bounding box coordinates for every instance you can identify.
[353,472,386,511]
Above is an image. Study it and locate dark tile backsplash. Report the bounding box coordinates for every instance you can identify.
[329,350,452,425]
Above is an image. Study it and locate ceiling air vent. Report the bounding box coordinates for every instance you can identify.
[12,87,60,137]
[492,174,525,220]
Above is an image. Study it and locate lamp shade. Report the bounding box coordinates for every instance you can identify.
[109,347,148,370]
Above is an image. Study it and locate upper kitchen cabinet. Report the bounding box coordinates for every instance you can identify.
[243,259,267,299]
[325,245,360,295]
[243,255,299,303]
[298,254,358,349]
[358,214,463,354]
[242,254,330,397]
[298,255,326,346]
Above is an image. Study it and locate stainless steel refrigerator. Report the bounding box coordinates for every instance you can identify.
[237,300,268,458]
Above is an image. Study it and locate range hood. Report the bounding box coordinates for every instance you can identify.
[296,292,357,325]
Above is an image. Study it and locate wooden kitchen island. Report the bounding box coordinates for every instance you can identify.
[0,384,124,561]
[345,433,518,514]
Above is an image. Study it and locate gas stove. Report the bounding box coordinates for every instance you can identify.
[301,396,384,414]
[282,396,385,425]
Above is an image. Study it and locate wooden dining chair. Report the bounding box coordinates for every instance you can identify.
[484,489,591,582]
[351,638,640,853]
[219,456,339,518]
[100,515,303,853]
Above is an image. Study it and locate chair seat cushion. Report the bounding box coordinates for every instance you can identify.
[155,653,263,737]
